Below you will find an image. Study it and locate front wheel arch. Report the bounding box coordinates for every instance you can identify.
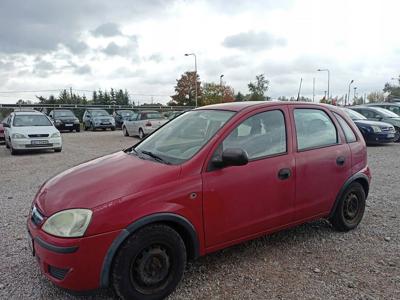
[99,213,200,288]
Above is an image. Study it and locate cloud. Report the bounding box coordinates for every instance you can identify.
[92,23,121,37]
[223,31,287,52]
[101,36,139,57]
[74,64,91,75]
[64,40,89,54]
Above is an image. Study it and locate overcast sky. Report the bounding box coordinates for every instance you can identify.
[0,0,399,104]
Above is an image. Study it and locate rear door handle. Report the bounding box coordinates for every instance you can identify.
[278,168,291,180]
[336,156,346,166]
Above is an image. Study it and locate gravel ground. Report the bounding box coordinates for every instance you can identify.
[0,131,399,300]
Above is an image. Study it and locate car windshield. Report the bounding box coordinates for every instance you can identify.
[132,110,235,165]
[13,115,53,127]
[54,110,74,117]
[90,110,110,117]
[372,107,399,118]
[345,109,366,120]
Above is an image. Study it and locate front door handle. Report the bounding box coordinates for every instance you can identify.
[336,156,346,166]
[278,168,291,180]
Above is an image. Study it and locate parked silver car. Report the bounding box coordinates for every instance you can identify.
[122,110,167,139]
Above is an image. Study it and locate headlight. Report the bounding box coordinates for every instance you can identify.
[110,119,115,124]
[51,132,61,138]
[55,119,62,124]
[370,125,382,133]
[12,133,27,139]
[74,119,80,124]
[42,209,92,237]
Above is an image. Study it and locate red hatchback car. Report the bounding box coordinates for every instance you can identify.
[27,102,371,300]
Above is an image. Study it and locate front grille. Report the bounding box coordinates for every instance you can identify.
[48,265,69,280]
[28,134,49,138]
[25,144,53,148]
[31,205,44,226]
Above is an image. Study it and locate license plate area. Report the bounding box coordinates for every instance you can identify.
[65,124,73,127]
[31,140,49,145]
[387,133,395,138]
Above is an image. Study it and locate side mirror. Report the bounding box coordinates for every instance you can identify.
[2,122,9,128]
[213,148,249,168]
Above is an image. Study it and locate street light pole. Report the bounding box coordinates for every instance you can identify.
[317,69,330,100]
[185,53,198,107]
[347,79,354,106]
[220,74,224,103]
[353,87,358,103]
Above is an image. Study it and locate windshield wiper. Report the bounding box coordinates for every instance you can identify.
[139,150,170,165]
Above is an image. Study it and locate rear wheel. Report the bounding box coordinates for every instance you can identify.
[330,182,366,231]
[112,224,186,300]
[139,129,145,139]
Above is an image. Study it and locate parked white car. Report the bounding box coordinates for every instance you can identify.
[122,110,168,139]
[2,110,62,155]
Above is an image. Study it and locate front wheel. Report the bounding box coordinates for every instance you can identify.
[123,126,129,136]
[54,148,62,153]
[111,127,116,131]
[139,129,145,139]
[394,127,400,142]
[330,182,366,232]
[112,224,187,300]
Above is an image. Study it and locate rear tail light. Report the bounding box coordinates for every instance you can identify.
[145,122,152,127]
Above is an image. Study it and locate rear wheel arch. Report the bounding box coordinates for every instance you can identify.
[329,172,369,219]
[100,213,200,288]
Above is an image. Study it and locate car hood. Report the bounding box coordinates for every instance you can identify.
[35,151,181,216]
[354,119,393,127]
[55,116,77,121]
[14,126,58,135]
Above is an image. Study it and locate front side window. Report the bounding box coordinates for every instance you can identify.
[387,106,400,115]
[294,109,337,150]
[215,110,286,160]
[133,110,235,164]
[333,112,357,143]
[13,114,53,127]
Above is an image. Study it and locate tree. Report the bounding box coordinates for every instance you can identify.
[235,92,245,102]
[171,71,202,106]
[248,74,269,101]
[367,91,385,103]
[383,81,400,100]
[201,83,235,105]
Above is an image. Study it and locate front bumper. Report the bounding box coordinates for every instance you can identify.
[365,132,396,144]
[27,219,121,291]
[55,123,80,131]
[94,123,115,129]
[0,133,4,141]
[11,137,62,150]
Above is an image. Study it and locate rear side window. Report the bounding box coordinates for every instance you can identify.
[333,112,357,143]
[221,110,286,159]
[294,109,337,150]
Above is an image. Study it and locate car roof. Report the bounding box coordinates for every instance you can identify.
[195,101,342,113]
[367,102,400,106]
[139,110,160,113]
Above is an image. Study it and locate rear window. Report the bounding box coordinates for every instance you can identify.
[333,112,357,143]
[294,109,338,150]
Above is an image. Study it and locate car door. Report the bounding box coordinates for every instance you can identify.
[290,106,352,221]
[202,106,295,249]
[4,115,12,141]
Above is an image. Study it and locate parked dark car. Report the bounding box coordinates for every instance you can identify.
[365,102,400,116]
[27,102,371,300]
[113,110,136,128]
[350,106,400,141]
[48,110,80,132]
[343,108,397,144]
[83,109,115,131]
[0,119,5,142]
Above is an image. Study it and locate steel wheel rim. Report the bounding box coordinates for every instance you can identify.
[130,244,172,294]
[343,192,359,222]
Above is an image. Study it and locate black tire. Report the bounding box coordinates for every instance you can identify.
[139,129,145,139]
[10,144,17,155]
[90,123,96,131]
[112,224,187,300]
[330,182,366,232]
[123,126,129,136]
[394,127,400,142]
[6,139,10,149]
[76,127,81,132]
[111,127,116,131]
[54,148,62,153]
